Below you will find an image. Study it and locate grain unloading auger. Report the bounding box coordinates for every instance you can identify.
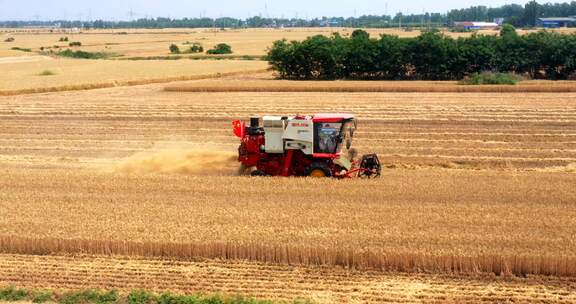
[233,114,381,178]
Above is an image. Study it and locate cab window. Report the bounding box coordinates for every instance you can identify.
[314,123,342,153]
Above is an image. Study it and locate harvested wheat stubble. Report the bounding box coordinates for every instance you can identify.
[1,82,576,280]
[0,168,575,277]
[1,254,575,304]
[1,88,576,171]
[165,79,576,93]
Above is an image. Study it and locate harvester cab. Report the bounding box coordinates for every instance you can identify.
[233,114,381,178]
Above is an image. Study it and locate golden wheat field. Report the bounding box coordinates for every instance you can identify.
[0,58,267,93]
[0,28,494,58]
[3,27,576,58]
[3,27,576,96]
[0,72,576,302]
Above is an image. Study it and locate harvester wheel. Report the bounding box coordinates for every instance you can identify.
[238,164,254,176]
[305,162,332,178]
[250,170,267,177]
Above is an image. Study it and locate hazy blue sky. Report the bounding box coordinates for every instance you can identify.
[0,0,567,21]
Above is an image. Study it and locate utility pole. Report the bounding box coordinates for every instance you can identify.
[421,9,424,29]
[533,0,538,28]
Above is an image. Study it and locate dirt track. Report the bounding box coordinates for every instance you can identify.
[0,56,52,64]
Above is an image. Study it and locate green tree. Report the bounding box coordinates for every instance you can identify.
[206,43,233,54]
[169,44,180,54]
[523,31,576,79]
[340,31,378,78]
[297,35,341,79]
[500,24,517,37]
[189,43,204,53]
[266,29,576,81]
[456,34,498,75]
[405,32,459,80]
[523,0,541,28]
[267,39,294,79]
[495,25,529,75]
[350,29,370,40]
[562,34,576,79]
[375,35,407,79]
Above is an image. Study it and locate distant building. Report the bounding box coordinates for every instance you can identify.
[493,18,505,26]
[453,22,500,30]
[320,20,341,27]
[537,17,576,28]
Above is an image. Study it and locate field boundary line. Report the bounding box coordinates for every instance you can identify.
[1,235,575,277]
[164,83,576,93]
[0,69,268,97]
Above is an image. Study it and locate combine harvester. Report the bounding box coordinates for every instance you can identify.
[233,113,381,178]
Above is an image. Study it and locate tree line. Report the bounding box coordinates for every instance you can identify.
[447,1,576,27]
[266,26,576,81]
[2,1,576,29]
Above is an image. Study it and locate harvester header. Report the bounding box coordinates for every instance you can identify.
[233,114,381,178]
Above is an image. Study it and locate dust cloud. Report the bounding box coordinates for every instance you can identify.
[115,148,239,176]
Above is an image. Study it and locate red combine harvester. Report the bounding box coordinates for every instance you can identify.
[233,114,381,178]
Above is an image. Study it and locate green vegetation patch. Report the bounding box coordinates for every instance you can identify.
[169,42,204,55]
[11,47,32,52]
[169,44,180,54]
[120,55,263,61]
[129,291,280,304]
[0,287,307,304]
[187,43,204,54]
[460,72,522,85]
[57,49,114,59]
[0,286,29,301]
[60,289,118,304]
[32,291,54,303]
[206,43,233,55]
[38,70,57,76]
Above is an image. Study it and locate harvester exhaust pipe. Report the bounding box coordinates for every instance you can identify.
[247,117,264,136]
